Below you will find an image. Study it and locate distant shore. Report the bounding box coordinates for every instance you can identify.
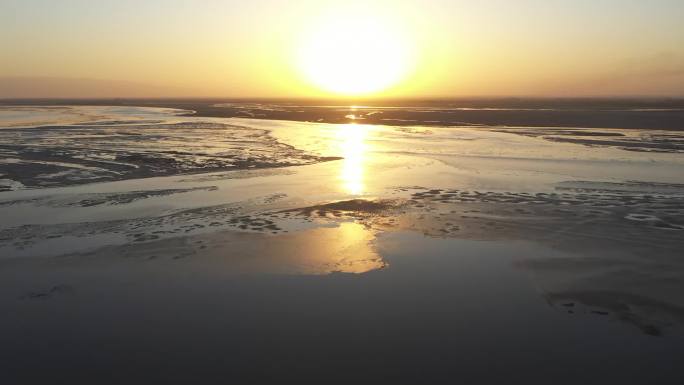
[2,97,684,130]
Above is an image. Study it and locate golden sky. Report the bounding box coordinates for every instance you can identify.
[1,0,683,98]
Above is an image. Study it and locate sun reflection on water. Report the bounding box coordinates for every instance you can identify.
[337,123,369,195]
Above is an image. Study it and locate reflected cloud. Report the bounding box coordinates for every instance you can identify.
[199,222,386,275]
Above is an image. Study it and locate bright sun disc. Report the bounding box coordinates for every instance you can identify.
[297,14,412,96]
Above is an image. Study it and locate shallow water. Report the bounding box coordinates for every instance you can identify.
[1,105,683,384]
[3,233,683,384]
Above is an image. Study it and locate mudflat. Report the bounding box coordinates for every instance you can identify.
[1,102,683,384]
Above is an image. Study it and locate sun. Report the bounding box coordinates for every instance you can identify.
[297,13,413,96]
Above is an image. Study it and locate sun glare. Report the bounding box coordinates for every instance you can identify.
[297,13,413,96]
[338,123,368,195]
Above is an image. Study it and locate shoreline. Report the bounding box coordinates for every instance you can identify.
[2,98,684,130]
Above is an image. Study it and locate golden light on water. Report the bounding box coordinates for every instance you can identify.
[296,12,414,96]
[322,222,384,273]
[337,123,369,195]
[213,222,385,275]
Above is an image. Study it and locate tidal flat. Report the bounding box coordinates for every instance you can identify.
[1,103,683,384]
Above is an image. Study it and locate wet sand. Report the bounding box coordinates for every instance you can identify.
[1,104,683,384]
[0,106,338,190]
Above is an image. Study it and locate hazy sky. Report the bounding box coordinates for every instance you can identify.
[2,0,683,98]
